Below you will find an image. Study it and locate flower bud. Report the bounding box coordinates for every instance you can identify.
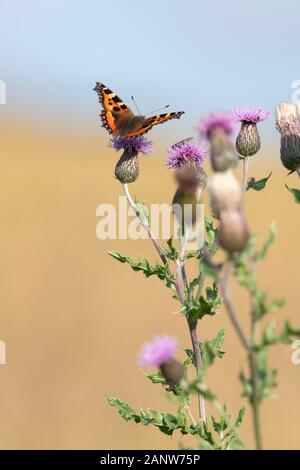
[236,122,261,157]
[174,162,207,192]
[233,108,269,158]
[208,170,241,219]
[137,335,183,385]
[110,136,152,184]
[198,113,238,172]
[275,102,300,172]
[160,358,184,386]
[172,186,202,227]
[209,128,239,172]
[218,208,249,253]
[115,149,139,183]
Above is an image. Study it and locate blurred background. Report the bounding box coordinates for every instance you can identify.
[0,0,299,450]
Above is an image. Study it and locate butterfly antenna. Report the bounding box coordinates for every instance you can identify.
[145,104,170,116]
[131,96,142,115]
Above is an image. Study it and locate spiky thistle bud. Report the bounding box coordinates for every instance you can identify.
[198,113,238,172]
[160,358,184,386]
[110,136,152,184]
[218,207,249,253]
[275,102,300,172]
[233,108,269,158]
[208,170,241,219]
[137,335,184,385]
[167,140,207,226]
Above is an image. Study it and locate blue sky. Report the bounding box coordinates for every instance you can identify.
[1,0,299,140]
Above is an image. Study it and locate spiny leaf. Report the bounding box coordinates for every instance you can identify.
[253,222,276,261]
[108,251,174,286]
[180,283,221,322]
[248,171,272,191]
[200,329,225,368]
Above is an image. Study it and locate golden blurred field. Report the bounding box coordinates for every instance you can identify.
[0,120,299,449]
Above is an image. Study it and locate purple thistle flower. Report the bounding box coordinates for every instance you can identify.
[233,107,270,124]
[198,112,235,137]
[167,140,206,169]
[137,335,177,367]
[110,135,153,155]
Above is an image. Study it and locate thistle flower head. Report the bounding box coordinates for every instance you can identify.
[276,102,300,171]
[137,335,177,367]
[110,135,153,155]
[198,112,235,138]
[233,107,270,124]
[276,102,300,134]
[234,108,268,157]
[167,140,206,169]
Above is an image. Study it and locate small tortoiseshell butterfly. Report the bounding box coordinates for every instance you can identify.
[94,82,184,137]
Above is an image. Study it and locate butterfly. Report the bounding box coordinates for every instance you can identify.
[94,82,184,137]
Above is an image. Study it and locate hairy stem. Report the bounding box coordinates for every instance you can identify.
[219,259,263,449]
[248,351,262,450]
[123,184,183,300]
[188,319,207,423]
[219,261,249,350]
[179,230,207,424]
[242,157,250,194]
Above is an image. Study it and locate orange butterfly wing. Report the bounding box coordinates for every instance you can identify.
[125,111,185,137]
[94,82,134,134]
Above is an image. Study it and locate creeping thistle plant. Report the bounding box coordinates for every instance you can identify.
[101,107,300,450]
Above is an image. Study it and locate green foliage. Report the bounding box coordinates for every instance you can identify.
[248,172,272,191]
[240,350,277,403]
[257,320,300,349]
[185,329,225,369]
[285,184,300,203]
[210,406,245,450]
[253,222,276,261]
[233,225,284,321]
[108,251,174,287]
[204,216,218,255]
[108,394,245,449]
[161,238,179,261]
[201,329,225,368]
[180,283,221,322]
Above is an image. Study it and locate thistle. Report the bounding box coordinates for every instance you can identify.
[167,140,206,226]
[110,136,153,184]
[275,102,300,172]
[137,335,184,385]
[234,108,269,157]
[208,170,241,219]
[198,112,238,172]
[218,207,249,253]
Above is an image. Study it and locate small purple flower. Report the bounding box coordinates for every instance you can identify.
[198,112,235,137]
[110,135,153,155]
[233,107,270,124]
[167,140,206,169]
[137,335,177,367]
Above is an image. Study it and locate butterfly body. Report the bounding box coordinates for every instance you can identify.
[94,82,184,137]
